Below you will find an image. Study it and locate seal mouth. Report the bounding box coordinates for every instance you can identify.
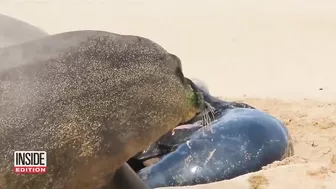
[172,123,203,135]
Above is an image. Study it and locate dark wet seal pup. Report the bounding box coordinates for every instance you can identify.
[137,87,294,188]
[0,14,48,47]
[132,87,256,166]
[0,30,204,189]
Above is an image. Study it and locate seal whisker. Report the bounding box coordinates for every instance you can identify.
[207,113,214,133]
[201,112,208,136]
[199,102,215,135]
[208,106,216,133]
[209,105,216,121]
[204,102,216,133]
[205,111,211,129]
[201,113,206,136]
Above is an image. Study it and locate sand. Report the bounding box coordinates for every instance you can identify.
[1,0,335,188]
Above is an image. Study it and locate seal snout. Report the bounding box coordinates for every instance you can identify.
[184,77,205,113]
[182,78,218,127]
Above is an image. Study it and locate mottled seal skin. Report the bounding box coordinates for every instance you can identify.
[137,88,294,188]
[0,14,48,47]
[0,30,203,189]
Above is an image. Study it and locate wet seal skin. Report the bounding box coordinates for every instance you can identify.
[0,30,204,189]
[0,14,48,48]
[137,86,294,188]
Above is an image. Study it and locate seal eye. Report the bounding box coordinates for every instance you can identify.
[175,67,185,84]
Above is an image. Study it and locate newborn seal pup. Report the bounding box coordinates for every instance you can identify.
[137,84,294,188]
[0,14,48,47]
[0,30,203,189]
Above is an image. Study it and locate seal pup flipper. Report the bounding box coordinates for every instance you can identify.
[107,163,150,189]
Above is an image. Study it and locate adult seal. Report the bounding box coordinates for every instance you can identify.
[136,83,294,188]
[0,30,204,189]
[0,14,48,47]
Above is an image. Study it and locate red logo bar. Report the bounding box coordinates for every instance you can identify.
[13,166,47,174]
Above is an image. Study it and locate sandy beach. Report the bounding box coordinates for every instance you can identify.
[1,0,335,188]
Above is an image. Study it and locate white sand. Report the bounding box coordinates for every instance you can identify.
[1,0,335,188]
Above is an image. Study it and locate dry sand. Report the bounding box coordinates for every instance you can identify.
[1,0,335,188]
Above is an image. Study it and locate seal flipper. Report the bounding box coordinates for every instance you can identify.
[107,163,151,189]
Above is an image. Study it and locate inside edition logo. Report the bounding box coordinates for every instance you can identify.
[14,151,47,174]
